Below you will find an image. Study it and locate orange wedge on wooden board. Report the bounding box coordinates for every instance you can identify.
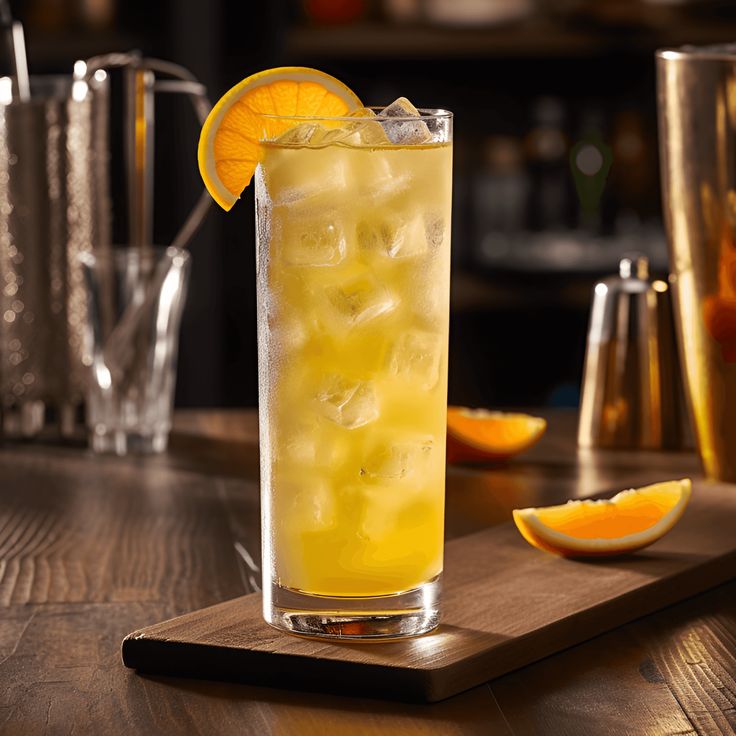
[513,479,692,557]
[446,407,547,464]
[198,67,362,210]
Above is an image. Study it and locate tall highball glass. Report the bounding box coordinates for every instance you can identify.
[255,108,453,639]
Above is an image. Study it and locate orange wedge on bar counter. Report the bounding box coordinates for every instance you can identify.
[446,407,547,464]
[513,479,692,557]
[198,67,362,210]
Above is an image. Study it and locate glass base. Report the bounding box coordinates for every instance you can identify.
[264,574,441,641]
[89,427,169,455]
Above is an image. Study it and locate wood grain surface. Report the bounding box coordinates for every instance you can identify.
[0,409,734,734]
[122,480,736,702]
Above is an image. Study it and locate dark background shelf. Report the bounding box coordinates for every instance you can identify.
[11,0,734,408]
[285,18,736,59]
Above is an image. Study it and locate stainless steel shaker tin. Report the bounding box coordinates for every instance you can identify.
[578,254,688,450]
[657,45,736,480]
[0,73,111,437]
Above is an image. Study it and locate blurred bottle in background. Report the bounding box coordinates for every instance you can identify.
[383,0,422,23]
[424,0,534,27]
[569,108,613,235]
[78,0,116,30]
[474,135,529,264]
[610,109,657,228]
[26,0,70,31]
[524,96,569,233]
[27,0,116,30]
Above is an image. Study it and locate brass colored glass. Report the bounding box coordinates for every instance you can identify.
[657,46,736,481]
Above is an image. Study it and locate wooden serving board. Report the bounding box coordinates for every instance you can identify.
[122,480,736,703]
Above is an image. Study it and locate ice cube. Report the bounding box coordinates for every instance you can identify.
[282,430,318,466]
[274,313,309,352]
[325,273,396,328]
[348,114,390,146]
[424,212,447,250]
[344,482,416,540]
[267,147,348,206]
[359,163,410,205]
[355,123,390,146]
[275,122,323,146]
[412,263,449,323]
[309,126,353,147]
[279,422,346,468]
[380,97,432,145]
[312,110,390,148]
[357,214,427,260]
[388,330,443,390]
[280,477,336,532]
[274,213,346,267]
[315,376,379,429]
[360,436,434,483]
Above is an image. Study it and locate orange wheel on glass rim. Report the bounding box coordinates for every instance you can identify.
[198,67,362,210]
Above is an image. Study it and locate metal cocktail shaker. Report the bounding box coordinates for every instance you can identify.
[0,53,210,441]
[578,254,687,450]
[0,72,111,437]
[657,45,736,482]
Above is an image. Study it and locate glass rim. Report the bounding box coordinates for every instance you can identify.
[78,245,190,266]
[657,44,736,62]
[257,107,453,123]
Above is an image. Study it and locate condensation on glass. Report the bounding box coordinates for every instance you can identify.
[254,108,453,640]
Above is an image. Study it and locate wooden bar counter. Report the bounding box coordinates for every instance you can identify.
[1,409,733,735]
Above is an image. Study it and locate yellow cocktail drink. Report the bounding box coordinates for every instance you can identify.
[195,64,452,638]
[255,106,452,638]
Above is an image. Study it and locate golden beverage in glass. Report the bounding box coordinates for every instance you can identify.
[255,106,452,639]
[657,47,736,482]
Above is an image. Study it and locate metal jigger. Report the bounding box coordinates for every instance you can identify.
[578,254,688,450]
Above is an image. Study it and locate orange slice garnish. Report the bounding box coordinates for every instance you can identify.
[446,407,546,464]
[198,67,362,210]
[513,479,692,557]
